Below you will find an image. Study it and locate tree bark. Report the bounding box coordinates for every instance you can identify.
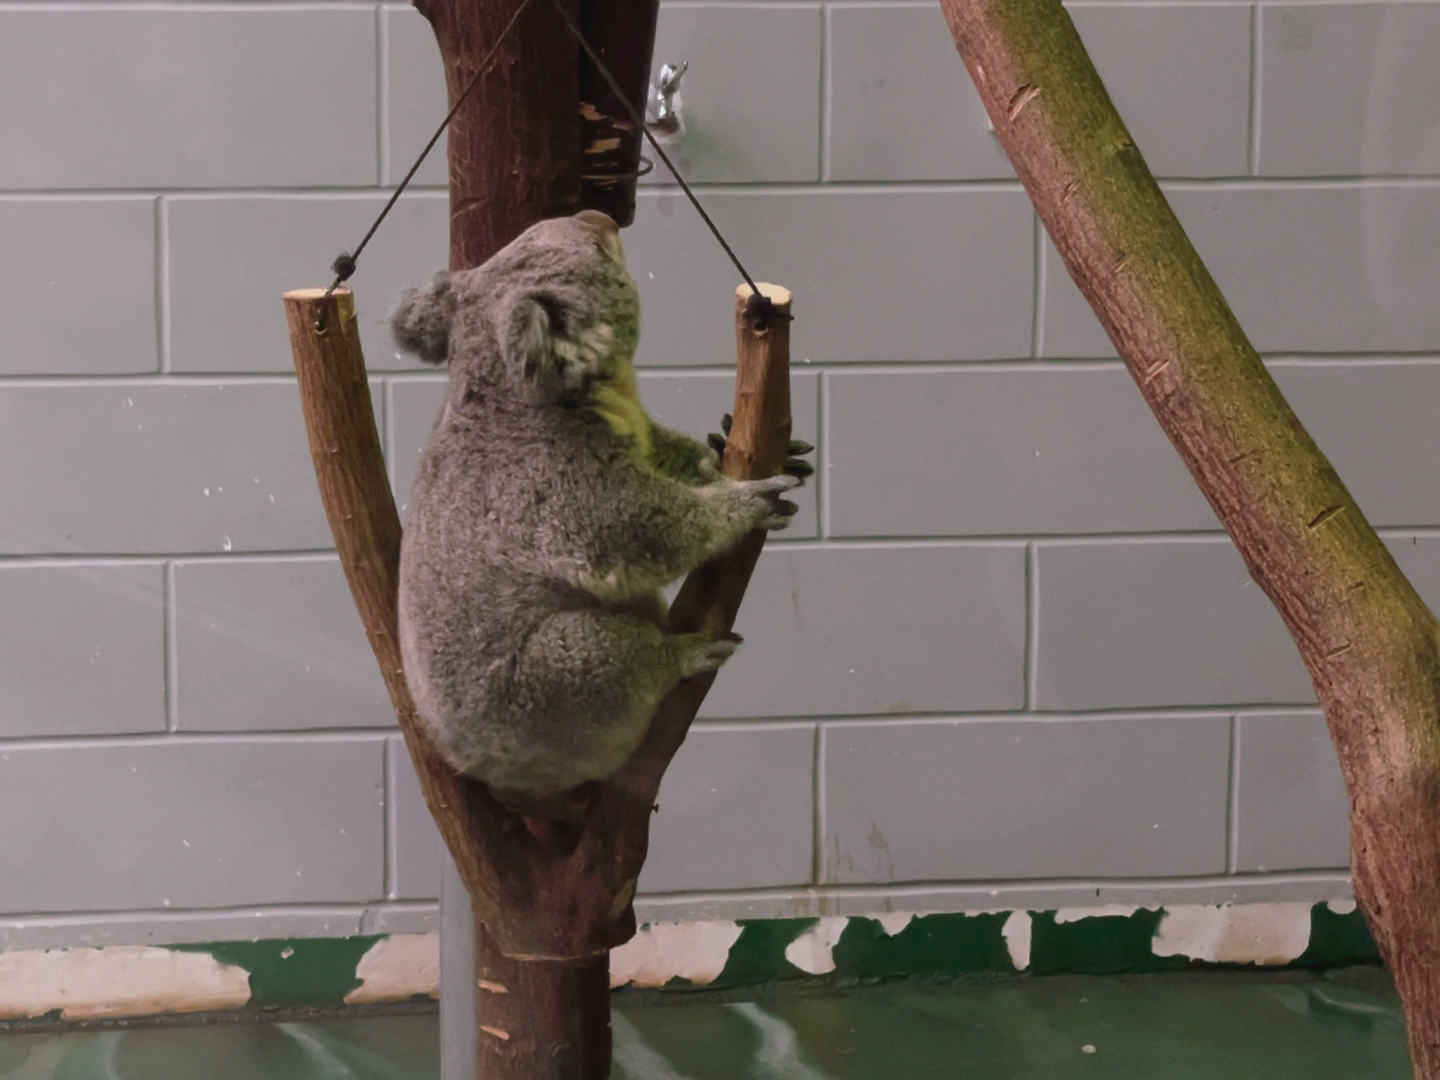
[414,0,583,271]
[389,2,664,1074]
[577,0,661,226]
[938,0,1440,1072]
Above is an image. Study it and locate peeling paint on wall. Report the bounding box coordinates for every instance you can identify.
[1002,910,1032,971]
[0,902,1383,1021]
[0,945,250,1020]
[344,933,440,1005]
[1153,903,1314,965]
[610,920,744,988]
[783,916,849,976]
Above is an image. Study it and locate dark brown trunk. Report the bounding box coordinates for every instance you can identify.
[474,915,612,1078]
[937,0,1440,1073]
[577,0,661,226]
[415,0,584,269]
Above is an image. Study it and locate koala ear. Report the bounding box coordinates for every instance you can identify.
[391,271,454,365]
[509,292,575,385]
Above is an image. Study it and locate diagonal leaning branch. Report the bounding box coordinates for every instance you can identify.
[938,0,1440,1071]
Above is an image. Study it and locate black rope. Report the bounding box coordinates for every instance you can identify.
[548,0,787,327]
[316,0,539,329]
[319,0,786,330]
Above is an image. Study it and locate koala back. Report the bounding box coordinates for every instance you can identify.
[392,212,677,791]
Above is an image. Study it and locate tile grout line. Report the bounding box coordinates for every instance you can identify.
[2,525,1435,568]
[818,4,832,184]
[1248,4,1262,177]
[1227,714,1242,874]
[812,723,826,885]
[163,561,179,733]
[0,900,440,929]
[0,706,1325,753]
[384,377,399,500]
[0,871,1354,929]
[4,353,1435,387]
[1030,212,1045,358]
[377,3,391,187]
[1025,542,1039,711]
[0,730,398,751]
[10,178,1440,200]
[384,737,398,900]
[156,195,172,374]
[817,371,831,538]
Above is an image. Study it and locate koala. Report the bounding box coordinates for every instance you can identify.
[393,210,801,796]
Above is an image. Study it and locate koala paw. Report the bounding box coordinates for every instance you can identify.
[707,413,816,480]
[696,451,722,483]
[676,633,741,678]
[723,473,802,531]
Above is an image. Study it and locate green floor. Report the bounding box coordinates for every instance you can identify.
[0,968,1412,1079]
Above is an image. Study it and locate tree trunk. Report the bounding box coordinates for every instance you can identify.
[414,0,584,271]
[938,0,1440,1072]
[577,0,661,226]
[473,925,612,1079]
[402,1,656,1073]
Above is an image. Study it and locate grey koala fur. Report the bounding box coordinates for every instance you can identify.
[394,210,799,796]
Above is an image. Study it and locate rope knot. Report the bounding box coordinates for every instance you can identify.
[330,252,358,282]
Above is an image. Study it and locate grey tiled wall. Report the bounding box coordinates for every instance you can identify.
[2,0,1435,946]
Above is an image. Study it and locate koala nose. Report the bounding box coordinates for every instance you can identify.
[574,210,625,263]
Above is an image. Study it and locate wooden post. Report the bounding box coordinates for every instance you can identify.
[577,0,662,227]
[727,284,793,479]
[413,0,584,272]
[388,0,678,1070]
[284,280,794,1077]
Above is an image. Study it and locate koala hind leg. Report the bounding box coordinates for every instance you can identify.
[496,607,732,793]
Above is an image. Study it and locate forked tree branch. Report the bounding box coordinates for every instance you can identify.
[283,282,792,961]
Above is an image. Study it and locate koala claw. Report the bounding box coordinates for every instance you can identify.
[709,414,816,481]
[719,473,800,532]
[762,498,801,531]
[677,633,740,678]
[739,473,802,495]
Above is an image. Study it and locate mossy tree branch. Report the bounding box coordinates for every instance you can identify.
[938,0,1440,1071]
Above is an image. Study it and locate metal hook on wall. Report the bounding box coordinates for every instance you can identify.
[645,60,688,143]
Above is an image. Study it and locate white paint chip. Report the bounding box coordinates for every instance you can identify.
[784,917,848,976]
[610,921,743,989]
[0,946,251,1021]
[345,933,440,1005]
[1002,911,1032,971]
[1152,903,1312,965]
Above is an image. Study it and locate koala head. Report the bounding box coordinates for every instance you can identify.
[391,210,640,403]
